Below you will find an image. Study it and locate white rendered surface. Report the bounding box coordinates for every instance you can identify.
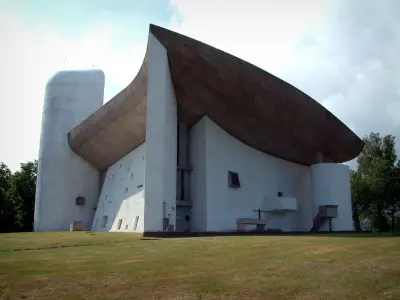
[92,143,146,232]
[189,119,208,231]
[311,163,354,231]
[189,116,313,232]
[144,33,178,231]
[34,70,104,231]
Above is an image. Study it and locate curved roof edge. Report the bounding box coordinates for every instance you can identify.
[68,24,364,171]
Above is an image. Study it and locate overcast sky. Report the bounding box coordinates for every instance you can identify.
[0,0,399,171]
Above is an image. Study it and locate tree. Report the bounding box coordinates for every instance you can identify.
[351,133,400,232]
[350,169,372,231]
[0,163,17,232]
[386,160,400,231]
[6,160,38,232]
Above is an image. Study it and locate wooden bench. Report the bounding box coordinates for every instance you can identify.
[236,218,268,231]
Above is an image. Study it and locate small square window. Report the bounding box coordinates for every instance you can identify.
[125,187,128,193]
[76,196,85,206]
[228,171,240,188]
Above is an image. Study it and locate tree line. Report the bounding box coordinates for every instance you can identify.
[0,161,37,232]
[351,133,400,232]
[0,132,399,233]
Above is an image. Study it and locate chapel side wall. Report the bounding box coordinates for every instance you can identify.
[199,116,313,232]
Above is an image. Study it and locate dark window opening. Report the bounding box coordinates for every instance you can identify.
[228,171,240,188]
[117,219,123,230]
[133,216,139,230]
[76,196,85,206]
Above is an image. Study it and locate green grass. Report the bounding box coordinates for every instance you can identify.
[0,232,399,299]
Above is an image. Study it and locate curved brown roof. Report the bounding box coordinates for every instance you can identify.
[68,24,364,171]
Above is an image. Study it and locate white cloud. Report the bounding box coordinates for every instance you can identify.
[169,0,330,73]
[169,0,400,164]
[0,12,144,171]
[1,0,399,171]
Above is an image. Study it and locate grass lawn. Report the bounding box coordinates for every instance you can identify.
[0,232,399,299]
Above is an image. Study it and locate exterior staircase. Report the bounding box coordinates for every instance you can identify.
[310,205,338,232]
[310,213,326,232]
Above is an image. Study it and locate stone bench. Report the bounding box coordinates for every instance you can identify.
[236,218,268,231]
[70,221,83,231]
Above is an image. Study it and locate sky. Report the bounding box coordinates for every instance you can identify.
[0,0,399,171]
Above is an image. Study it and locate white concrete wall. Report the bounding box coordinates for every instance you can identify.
[144,33,177,231]
[34,70,104,231]
[189,116,314,232]
[311,163,354,231]
[189,119,208,231]
[92,143,146,232]
[297,169,314,231]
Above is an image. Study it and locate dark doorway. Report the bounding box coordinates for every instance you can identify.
[176,206,191,232]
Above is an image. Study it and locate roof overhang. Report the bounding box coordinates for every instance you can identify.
[68,24,364,172]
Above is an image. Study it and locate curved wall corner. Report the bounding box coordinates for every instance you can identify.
[311,163,353,231]
[34,70,105,231]
[144,33,177,232]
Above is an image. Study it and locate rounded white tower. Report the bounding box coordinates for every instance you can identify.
[311,163,353,231]
[34,70,105,231]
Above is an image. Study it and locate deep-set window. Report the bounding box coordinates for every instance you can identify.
[76,196,85,206]
[133,216,139,231]
[228,171,240,188]
[117,219,123,230]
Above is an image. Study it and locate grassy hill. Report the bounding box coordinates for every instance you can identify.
[0,232,399,299]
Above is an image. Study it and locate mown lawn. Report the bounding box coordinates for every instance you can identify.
[0,232,399,299]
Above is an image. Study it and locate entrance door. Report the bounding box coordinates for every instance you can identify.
[176,207,191,232]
